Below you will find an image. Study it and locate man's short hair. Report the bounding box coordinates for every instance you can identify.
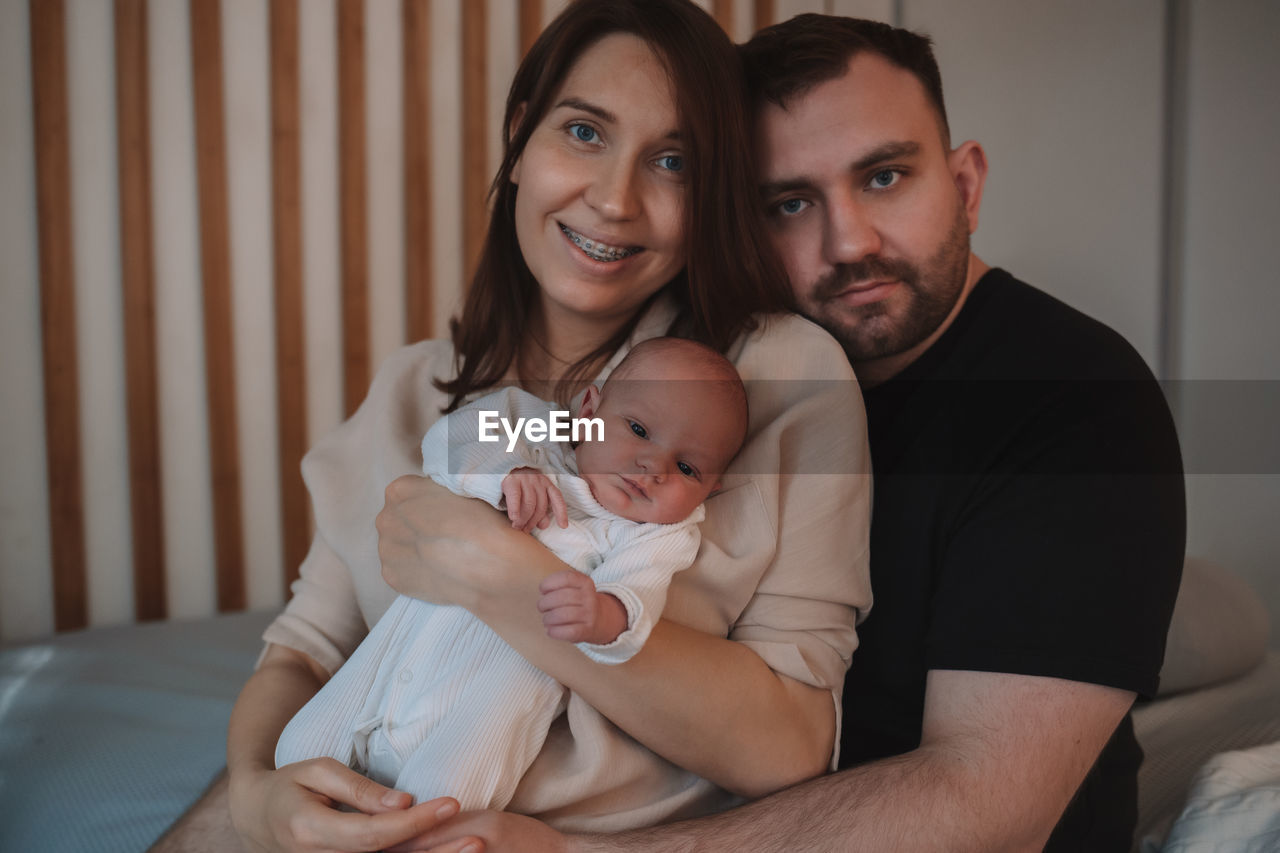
[740,14,950,145]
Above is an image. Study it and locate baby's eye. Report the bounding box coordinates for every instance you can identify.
[677,461,696,477]
[629,421,647,439]
[570,123,599,143]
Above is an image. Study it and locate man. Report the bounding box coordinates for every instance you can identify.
[410,14,1185,853]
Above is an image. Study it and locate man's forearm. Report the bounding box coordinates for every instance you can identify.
[564,673,1135,853]
[571,746,1015,853]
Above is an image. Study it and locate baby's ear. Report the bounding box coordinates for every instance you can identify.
[578,385,601,419]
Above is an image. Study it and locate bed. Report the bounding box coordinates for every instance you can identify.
[1,558,1275,852]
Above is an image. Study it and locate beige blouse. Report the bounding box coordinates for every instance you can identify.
[262,301,873,831]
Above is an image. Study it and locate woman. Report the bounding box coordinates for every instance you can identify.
[222,1,871,851]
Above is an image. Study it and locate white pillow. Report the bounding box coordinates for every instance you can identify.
[1158,558,1271,696]
[1151,740,1280,852]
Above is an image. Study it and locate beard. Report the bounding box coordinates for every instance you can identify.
[805,204,971,364]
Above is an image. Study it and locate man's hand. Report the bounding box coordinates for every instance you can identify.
[229,757,462,853]
[501,468,569,532]
[386,809,574,853]
[537,569,628,645]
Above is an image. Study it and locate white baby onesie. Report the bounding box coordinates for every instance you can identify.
[275,387,703,810]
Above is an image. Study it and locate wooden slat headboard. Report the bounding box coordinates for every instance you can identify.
[116,0,167,623]
[4,0,782,642]
[31,0,88,633]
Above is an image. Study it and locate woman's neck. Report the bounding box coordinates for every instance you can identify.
[516,304,633,399]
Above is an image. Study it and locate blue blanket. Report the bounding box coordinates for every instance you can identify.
[0,610,272,852]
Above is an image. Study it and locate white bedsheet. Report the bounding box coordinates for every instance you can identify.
[1144,740,1280,852]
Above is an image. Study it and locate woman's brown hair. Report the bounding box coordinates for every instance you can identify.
[437,0,793,411]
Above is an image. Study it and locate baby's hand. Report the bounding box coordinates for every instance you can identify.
[501,467,568,533]
[537,570,628,646]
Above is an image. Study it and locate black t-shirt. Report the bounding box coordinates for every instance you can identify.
[840,269,1185,851]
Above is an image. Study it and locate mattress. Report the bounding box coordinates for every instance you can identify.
[0,610,273,852]
[2,613,1277,852]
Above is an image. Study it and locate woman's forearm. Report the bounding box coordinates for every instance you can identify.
[224,648,320,848]
[526,614,834,797]
[227,644,328,780]
[378,475,836,795]
[472,535,833,796]
[226,642,333,845]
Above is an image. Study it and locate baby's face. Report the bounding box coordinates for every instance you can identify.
[574,379,743,524]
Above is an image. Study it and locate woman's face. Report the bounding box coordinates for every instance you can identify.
[511,33,687,332]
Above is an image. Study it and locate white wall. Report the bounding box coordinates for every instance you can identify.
[910,0,1167,365]
[1177,0,1280,643]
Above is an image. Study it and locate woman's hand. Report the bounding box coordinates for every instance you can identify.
[227,644,465,853]
[377,475,532,610]
[229,758,461,853]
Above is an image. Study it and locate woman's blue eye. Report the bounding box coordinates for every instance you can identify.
[677,461,695,477]
[571,124,598,143]
[777,198,807,216]
[658,154,684,172]
[629,421,647,438]
[870,169,899,189]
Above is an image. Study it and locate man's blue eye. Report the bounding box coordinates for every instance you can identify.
[629,421,647,438]
[870,169,899,188]
[658,154,683,172]
[571,124,597,143]
[677,461,695,477]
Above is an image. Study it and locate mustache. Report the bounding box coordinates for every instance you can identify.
[811,257,919,301]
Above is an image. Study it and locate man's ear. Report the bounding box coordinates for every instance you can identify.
[948,141,988,234]
[509,103,528,184]
[578,385,601,419]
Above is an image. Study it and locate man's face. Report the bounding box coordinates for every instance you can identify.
[756,53,980,375]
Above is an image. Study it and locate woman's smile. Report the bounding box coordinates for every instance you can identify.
[559,223,643,263]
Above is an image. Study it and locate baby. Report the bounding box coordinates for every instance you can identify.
[275,337,748,811]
